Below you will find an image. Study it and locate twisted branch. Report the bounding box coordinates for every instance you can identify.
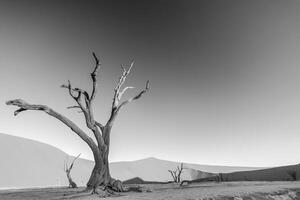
[6,99,98,152]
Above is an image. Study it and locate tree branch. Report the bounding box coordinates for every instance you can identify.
[112,61,134,108]
[61,79,101,145]
[69,153,81,171]
[117,80,149,111]
[61,80,80,101]
[67,105,81,109]
[168,170,177,182]
[6,99,99,152]
[61,80,88,114]
[118,86,135,100]
[95,121,104,131]
[106,61,149,127]
[90,52,101,101]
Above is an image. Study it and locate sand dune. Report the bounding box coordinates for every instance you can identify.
[221,163,300,181]
[0,133,261,188]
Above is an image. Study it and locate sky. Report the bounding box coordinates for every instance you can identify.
[1,0,300,167]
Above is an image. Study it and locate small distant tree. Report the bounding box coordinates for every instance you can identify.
[64,154,81,188]
[168,163,184,183]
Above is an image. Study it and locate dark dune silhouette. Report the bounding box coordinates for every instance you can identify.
[222,164,300,181]
[184,164,300,184]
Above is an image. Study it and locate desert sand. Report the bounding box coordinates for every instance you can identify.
[0,181,300,200]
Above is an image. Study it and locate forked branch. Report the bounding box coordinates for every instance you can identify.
[112,62,135,108]
[107,62,150,127]
[60,53,105,148]
[117,80,149,111]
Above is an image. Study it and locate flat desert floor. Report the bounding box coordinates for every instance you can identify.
[1,181,300,200]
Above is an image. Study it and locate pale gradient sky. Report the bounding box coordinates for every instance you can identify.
[1,0,300,167]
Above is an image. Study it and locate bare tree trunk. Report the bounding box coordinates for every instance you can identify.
[64,154,80,188]
[87,154,111,189]
[177,163,184,183]
[86,127,123,194]
[67,173,77,188]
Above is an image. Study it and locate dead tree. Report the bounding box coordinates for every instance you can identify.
[168,163,184,183]
[64,154,81,188]
[6,53,149,196]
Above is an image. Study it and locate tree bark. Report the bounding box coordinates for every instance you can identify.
[86,126,123,193]
[87,156,111,188]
